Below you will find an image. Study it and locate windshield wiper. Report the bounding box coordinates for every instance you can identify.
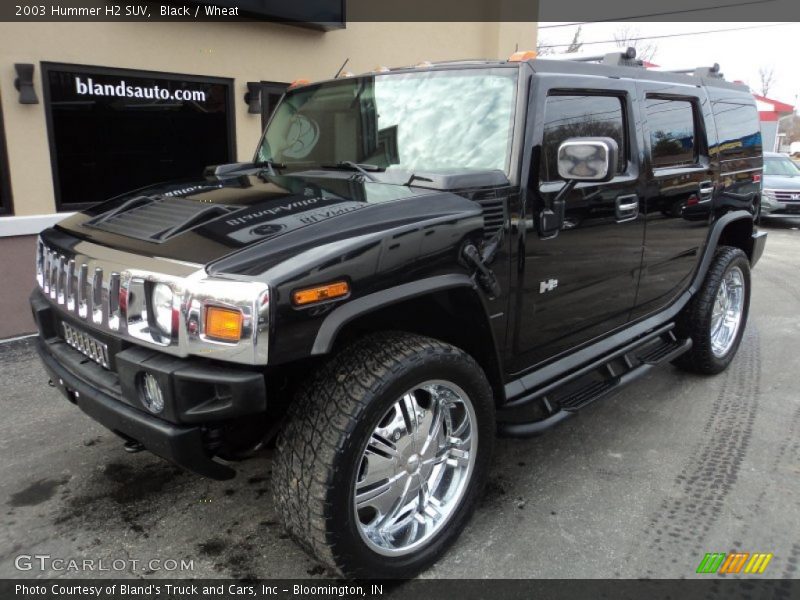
[253,159,287,176]
[320,161,382,182]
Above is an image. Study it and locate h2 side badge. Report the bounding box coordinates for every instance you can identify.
[540,279,559,294]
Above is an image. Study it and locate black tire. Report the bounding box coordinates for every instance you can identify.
[271,332,495,578]
[673,246,751,374]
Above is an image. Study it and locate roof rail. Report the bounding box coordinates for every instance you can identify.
[545,46,642,67]
[661,63,724,79]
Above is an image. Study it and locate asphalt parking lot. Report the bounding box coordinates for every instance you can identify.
[1,219,799,581]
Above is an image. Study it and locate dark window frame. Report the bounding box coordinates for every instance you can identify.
[644,94,704,170]
[41,62,237,212]
[539,90,631,183]
[259,80,289,130]
[0,91,12,215]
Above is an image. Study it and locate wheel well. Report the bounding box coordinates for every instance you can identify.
[330,288,506,404]
[717,216,755,260]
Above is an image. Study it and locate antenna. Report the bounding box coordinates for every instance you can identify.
[334,58,350,79]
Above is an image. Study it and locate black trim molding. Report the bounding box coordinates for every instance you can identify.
[0,89,13,215]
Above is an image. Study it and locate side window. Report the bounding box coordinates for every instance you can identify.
[711,101,762,160]
[645,97,698,169]
[540,94,627,182]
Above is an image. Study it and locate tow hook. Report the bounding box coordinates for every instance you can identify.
[123,440,145,453]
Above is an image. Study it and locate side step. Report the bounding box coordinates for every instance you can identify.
[498,327,692,438]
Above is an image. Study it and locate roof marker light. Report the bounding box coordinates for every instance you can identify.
[508,50,537,62]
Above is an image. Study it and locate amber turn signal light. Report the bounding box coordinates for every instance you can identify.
[205,306,243,342]
[293,281,350,306]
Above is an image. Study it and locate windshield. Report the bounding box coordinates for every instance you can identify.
[257,68,518,174]
[764,156,800,177]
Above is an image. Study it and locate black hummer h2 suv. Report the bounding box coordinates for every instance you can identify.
[32,50,766,578]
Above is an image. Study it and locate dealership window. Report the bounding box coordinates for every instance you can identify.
[645,97,698,169]
[0,91,12,215]
[42,64,235,211]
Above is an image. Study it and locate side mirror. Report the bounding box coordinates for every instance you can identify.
[557,137,618,183]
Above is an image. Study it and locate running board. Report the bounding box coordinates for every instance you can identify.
[497,328,692,438]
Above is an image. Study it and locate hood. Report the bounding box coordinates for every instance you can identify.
[763,174,800,191]
[54,168,489,269]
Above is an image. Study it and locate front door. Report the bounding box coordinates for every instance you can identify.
[510,77,646,372]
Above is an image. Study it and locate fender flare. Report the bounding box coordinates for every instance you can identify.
[310,274,479,355]
[689,210,754,296]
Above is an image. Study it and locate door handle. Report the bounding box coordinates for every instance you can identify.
[699,180,714,197]
[615,194,639,222]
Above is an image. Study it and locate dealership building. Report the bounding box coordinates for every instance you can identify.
[0,18,537,338]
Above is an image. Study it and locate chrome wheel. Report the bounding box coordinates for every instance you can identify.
[353,380,477,556]
[710,265,745,358]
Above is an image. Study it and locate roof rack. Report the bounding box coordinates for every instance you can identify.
[545,46,643,67]
[661,63,724,79]
[543,48,726,80]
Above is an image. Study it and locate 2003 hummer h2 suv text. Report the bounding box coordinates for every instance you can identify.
[32,49,767,578]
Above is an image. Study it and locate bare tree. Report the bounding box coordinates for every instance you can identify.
[613,26,657,63]
[536,25,582,56]
[535,37,554,56]
[565,26,583,54]
[758,66,775,97]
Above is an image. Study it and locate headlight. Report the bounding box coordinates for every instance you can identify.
[151,283,175,336]
[762,189,777,201]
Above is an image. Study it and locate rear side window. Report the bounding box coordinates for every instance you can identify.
[711,101,762,160]
[645,97,697,169]
[540,94,626,182]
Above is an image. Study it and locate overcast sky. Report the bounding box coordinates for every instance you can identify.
[536,22,797,105]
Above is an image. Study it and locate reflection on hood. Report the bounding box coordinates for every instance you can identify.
[77,171,421,247]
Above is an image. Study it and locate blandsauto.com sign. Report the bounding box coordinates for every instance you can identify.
[74,76,208,102]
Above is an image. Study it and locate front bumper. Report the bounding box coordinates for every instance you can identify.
[31,289,267,480]
[761,197,800,216]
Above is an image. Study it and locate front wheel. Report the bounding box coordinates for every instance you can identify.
[272,332,495,578]
[673,246,751,374]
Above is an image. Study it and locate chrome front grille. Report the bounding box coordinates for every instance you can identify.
[772,190,800,202]
[34,235,271,366]
[35,237,196,348]
[37,239,121,332]
[62,321,110,368]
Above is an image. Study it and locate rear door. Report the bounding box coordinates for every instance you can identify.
[510,75,646,372]
[631,82,716,318]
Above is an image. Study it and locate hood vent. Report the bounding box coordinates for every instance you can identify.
[86,196,236,243]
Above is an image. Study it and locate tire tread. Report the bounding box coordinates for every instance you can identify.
[271,331,487,576]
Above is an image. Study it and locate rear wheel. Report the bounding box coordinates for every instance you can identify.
[673,246,750,374]
[271,332,495,578]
